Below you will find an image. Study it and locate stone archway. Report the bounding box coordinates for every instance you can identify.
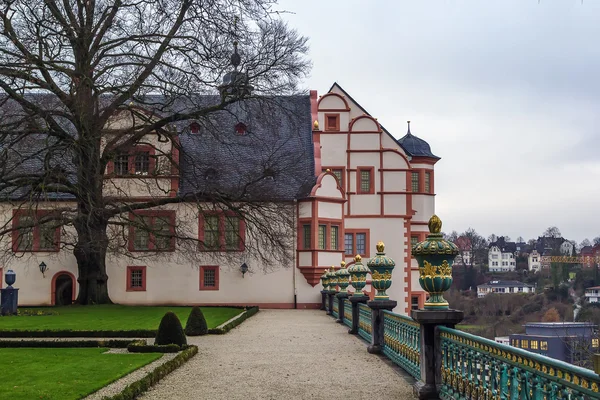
[51,272,76,306]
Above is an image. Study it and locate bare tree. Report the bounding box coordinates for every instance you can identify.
[0,0,310,304]
[516,236,524,243]
[580,238,592,250]
[593,237,600,246]
[543,226,562,238]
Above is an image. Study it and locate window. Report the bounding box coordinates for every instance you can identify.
[357,167,374,194]
[108,146,156,176]
[492,254,498,259]
[411,295,420,310]
[134,152,150,175]
[303,225,311,249]
[344,230,369,257]
[540,341,548,350]
[515,340,520,348]
[126,266,146,291]
[411,172,419,192]
[330,226,339,250]
[114,153,129,175]
[129,211,175,252]
[345,233,353,255]
[424,171,431,193]
[521,340,528,349]
[12,211,60,252]
[530,340,538,350]
[199,212,245,251]
[318,225,326,250]
[325,114,340,131]
[593,339,599,348]
[411,235,419,248]
[199,266,219,290]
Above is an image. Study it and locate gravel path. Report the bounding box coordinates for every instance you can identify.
[139,310,416,400]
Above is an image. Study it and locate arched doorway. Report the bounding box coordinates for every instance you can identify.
[51,272,76,306]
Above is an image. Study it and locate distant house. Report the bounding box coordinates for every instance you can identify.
[528,250,542,272]
[453,236,473,267]
[494,336,510,346]
[585,286,600,303]
[488,237,516,272]
[510,322,598,364]
[477,280,535,298]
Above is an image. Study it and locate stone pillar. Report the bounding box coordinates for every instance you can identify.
[367,299,397,354]
[335,292,349,323]
[326,291,336,316]
[0,287,19,316]
[320,290,327,311]
[348,295,369,334]
[411,309,464,400]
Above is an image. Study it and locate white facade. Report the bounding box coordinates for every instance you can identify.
[477,281,535,298]
[560,241,575,256]
[1,85,440,314]
[585,287,600,303]
[528,250,541,272]
[488,246,516,272]
[494,336,510,346]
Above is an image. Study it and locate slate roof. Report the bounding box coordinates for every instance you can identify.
[0,94,315,202]
[489,237,517,253]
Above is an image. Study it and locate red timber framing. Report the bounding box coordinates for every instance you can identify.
[198,211,246,252]
[297,171,346,286]
[126,266,147,292]
[199,265,220,290]
[128,210,176,252]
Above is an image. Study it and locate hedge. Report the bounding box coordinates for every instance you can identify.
[101,345,198,400]
[0,339,138,348]
[208,306,259,334]
[0,329,156,338]
[127,340,186,353]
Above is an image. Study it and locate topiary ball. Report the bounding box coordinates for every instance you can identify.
[155,311,187,346]
[185,306,208,336]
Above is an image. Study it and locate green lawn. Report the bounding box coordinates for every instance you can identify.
[0,348,161,400]
[0,305,242,332]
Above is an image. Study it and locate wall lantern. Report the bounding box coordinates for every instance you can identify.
[39,261,48,277]
[240,263,249,277]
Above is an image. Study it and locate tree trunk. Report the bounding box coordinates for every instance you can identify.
[73,217,112,305]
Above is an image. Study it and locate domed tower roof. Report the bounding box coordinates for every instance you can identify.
[397,121,439,159]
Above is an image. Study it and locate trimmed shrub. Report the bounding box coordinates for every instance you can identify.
[0,339,136,348]
[0,329,155,338]
[154,311,187,346]
[184,307,208,336]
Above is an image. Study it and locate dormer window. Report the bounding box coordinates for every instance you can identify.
[235,122,247,135]
[190,122,201,134]
[263,168,276,180]
[205,168,217,181]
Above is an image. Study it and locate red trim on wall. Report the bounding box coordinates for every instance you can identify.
[317,92,350,111]
[404,219,412,314]
[106,144,157,177]
[128,210,176,252]
[199,265,220,290]
[348,115,381,132]
[126,266,147,292]
[12,210,61,253]
[0,267,3,288]
[170,135,181,197]
[321,165,346,192]
[344,229,370,258]
[51,271,77,305]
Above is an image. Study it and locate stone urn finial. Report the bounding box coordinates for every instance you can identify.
[348,254,369,298]
[367,241,395,301]
[336,261,350,293]
[320,269,329,291]
[412,215,459,310]
[327,265,338,293]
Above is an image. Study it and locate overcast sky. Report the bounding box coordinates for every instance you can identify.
[277,0,600,244]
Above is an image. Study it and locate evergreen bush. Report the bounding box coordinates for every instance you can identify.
[184,307,208,336]
[154,311,187,346]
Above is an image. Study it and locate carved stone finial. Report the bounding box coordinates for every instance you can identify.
[376,241,385,253]
[354,254,362,263]
[428,214,442,234]
[313,120,319,130]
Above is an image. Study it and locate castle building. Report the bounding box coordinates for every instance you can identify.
[0,83,440,314]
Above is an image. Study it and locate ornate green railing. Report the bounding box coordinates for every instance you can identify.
[332,299,339,319]
[358,303,372,342]
[382,310,421,380]
[439,326,600,400]
[343,299,352,328]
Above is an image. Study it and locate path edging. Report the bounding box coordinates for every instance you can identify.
[208,306,259,334]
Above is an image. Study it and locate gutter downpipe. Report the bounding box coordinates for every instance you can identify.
[293,199,298,309]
